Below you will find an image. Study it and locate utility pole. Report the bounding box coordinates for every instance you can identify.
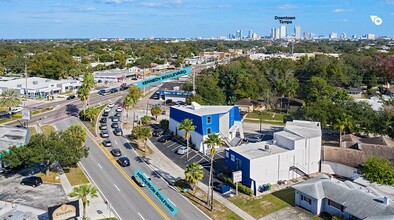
[192,70,196,96]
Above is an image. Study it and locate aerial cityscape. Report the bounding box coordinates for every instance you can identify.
[0,1,394,220]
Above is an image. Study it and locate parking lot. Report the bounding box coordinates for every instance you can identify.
[0,166,67,210]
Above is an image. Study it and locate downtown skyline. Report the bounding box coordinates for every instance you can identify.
[1,0,394,39]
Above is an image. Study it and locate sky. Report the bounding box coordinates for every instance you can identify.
[0,0,394,39]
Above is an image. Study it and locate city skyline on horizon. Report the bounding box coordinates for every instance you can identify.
[1,0,394,39]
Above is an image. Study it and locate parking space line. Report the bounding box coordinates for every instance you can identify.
[114,184,121,191]
[166,142,176,148]
[97,163,102,169]
[114,141,118,145]
[188,153,199,161]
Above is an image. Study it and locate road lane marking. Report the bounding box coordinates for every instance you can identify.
[167,198,176,207]
[98,163,103,169]
[138,212,145,220]
[115,141,118,145]
[114,184,121,192]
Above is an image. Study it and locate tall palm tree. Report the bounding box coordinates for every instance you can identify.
[184,162,204,192]
[334,113,353,147]
[123,96,136,120]
[0,88,22,110]
[68,184,98,219]
[151,105,162,120]
[179,119,196,160]
[65,124,87,145]
[132,125,152,153]
[204,133,222,210]
[77,85,90,115]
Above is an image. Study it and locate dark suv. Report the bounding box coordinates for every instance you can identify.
[158,134,172,142]
[66,95,76,100]
[117,157,130,167]
[20,176,43,187]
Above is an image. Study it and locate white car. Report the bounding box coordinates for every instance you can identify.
[107,103,115,108]
[104,108,111,113]
[116,107,123,112]
[10,107,23,114]
[177,146,188,155]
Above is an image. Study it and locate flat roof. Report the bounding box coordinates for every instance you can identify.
[171,104,234,117]
[275,131,304,141]
[285,120,321,139]
[0,126,29,152]
[230,140,289,160]
[0,77,61,90]
[93,69,129,77]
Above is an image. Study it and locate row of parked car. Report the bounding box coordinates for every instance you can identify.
[154,129,189,155]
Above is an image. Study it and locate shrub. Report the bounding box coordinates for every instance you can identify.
[218,173,253,196]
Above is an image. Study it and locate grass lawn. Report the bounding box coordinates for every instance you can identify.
[175,180,242,220]
[130,139,153,156]
[243,119,285,126]
[98,218,118,220]
[64,165,90,186]
[246,112,284,121]
[0,113,22,124]
[37,170,61,184]
[29,127,37,136]
[228,188,295,219]
[41,125,56,136]
[31,107,54,115]
[310,216,324,220]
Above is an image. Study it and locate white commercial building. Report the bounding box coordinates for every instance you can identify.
[0,77,81,99]
[280,25,287,39]
[225,120,322,195]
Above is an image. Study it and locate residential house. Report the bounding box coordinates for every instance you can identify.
[225,120,322,195]
[169,102,244,154]
[234,98,254,113]
[346,87,363,99]
[293,174,394,219]
[0,126,30,172]
[354,96,383,111]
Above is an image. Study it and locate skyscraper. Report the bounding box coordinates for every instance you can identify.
[340,33,346,40]
[248,30,252,38]
[275,28,280,40]
[294,26,301,40]
[235,30,241,39]
[329,32,338,39]
[280,25,286,39]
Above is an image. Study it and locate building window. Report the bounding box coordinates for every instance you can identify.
[225,151,229,158]
[231,154,235,161]
[328,199,344,212]
[300,195,312,205]
[207,128,211,134]
[207,116,211,124]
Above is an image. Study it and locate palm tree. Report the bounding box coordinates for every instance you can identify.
[68,184,98,219]
[179,119,196,160]
[84,106,99,122]
[204,133,222,210]
[285,78,299,111]
[81,72,94,106]
[0,88,22,110]
[140,115,151,126]
[65,124,87,145]
[184,162,204,192]
[132,125,152,153]
[127,85,143,101]
[123,96,136,120]
[334,113,353,147]
[151,105,162,120]
[77,86,90,115]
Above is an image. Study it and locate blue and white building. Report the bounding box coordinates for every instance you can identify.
[169,102,244,154]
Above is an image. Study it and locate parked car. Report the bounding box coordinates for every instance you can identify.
[152,94,160,99]
[162,110,166,115]
[116,107,123,112]
[100,130,109,138]
[112,116,119,122]
[177,146,188,155]
[104,108,111,113]
[103,111,109,117]
[117,157,130,167]
[158,134,172,143]
[10,107,23,114]
[100,117,107,123]
[131,174,151,187]
[98,89,106,96]
[213,182,231,194]
[66,95,76,100]
[102,139,112,147]
[114,128,123,136]
[175,101,185,105]
[244,135,264,143]
[153,129,164,137]
[110,88,118,93]
[165,99,173,105]
[20,176,43,187]
[107,103,115,108]
[111,122,119,128]
[99,124,107,130]
[110,148,122,157]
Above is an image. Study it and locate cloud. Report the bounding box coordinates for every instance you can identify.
[84,7,96,11]
[333,8,353,13]
[139,2,162,7]
[277,4,297,10]
[385,0,394,4]
[103,0,133,4]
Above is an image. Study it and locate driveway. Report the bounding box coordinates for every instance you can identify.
[259,206,315,220]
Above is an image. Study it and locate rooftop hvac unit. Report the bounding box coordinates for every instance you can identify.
[265,145,270,150]
[33,81,38,85]
[45,79,51,82]
[17,84,22,87]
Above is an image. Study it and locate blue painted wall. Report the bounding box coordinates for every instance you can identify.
[201,114,220,135]
[169,107,202,135]
[225,149,251,187]
[295,191,319,215]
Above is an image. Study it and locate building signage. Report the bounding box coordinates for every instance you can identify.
[232,170,242,183]
[136,67,191,88]
[22,110,31,120]
[48,200,80,220]
[134,169,178,215]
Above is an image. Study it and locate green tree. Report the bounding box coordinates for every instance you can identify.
[1,145,29,168]
[81,72,95,91]
[204,134,222,210]
[140,115,151,125]
[123,96,136,120]
[132,125,152,152]
[0,88,22,110]
[362,157,394,185]
[81,106,100,122]
[68,184,98,219]
[151,105,162,120]
[179,119,196,160]
[77,86,90,114]
[184,162,204,191]
[159,119,169,130]
[334,113,353,147]
[127,85,143,102]
[65,124,87,145]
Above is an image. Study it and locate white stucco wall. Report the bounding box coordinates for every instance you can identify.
[321,161,358,179]
[169,118,205,153]
[219,113,229,137]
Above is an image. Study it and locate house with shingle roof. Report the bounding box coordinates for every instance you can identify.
[293,174,394,219]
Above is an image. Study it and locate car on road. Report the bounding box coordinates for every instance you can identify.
[20,176,43,187]
[116,107,123,112]
[177,146,188,155]
[111,122,119,128]
[104,108,111,113]
[112,116,119,122]
[66,95,76,100]
[110,148,122,157]
[152,129,164,137]
[98,89,106,96]
[102,139,112,147]
[100,130,109,138]
[102,111,109,117]
[244,134,264,143]
[99,124,107,130]
[117,157,130,167]
[107,103,115,108]
[158,134,172,143]
[10,107,23,114]
[162,110,166,115]
[110,88,118,93]
[131,174,151,187]
[114,128,123,136]
[152,93,160,99]
[114,112,121,117]
[100,117,107,123]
